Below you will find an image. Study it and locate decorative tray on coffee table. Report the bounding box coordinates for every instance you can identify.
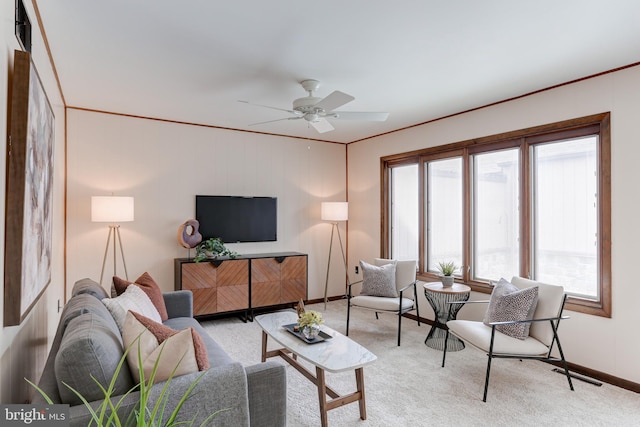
[283,323,333,344]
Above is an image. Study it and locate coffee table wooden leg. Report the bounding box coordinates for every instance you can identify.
[316,366,329,427]
[355,367,366,420]
[261,331,267,363]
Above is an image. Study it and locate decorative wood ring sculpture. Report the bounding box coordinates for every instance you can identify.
[177,219,202,248]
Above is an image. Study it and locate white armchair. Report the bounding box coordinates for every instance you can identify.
[442,276,574,401]
[346,258,420,346]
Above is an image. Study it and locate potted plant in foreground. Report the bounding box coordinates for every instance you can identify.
[436,261,458,287]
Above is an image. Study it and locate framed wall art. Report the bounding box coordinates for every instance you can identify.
[4,50,55,326]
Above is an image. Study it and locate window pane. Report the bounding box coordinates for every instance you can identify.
[390,164,418,261]
[532,137,598,298]
[473,149,520,281]
[425,158,463,273]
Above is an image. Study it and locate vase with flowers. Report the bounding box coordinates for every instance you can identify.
[297,310,324,340]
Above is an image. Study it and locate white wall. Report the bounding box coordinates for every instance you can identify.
[66,109,348,302]
[0,0,66,402]
[347,65,640,384]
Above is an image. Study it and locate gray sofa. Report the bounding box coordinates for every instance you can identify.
[32,278,287,427]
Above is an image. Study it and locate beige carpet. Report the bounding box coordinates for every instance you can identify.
[201,300,640,426]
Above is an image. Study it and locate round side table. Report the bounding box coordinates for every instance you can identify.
[423,282,471,351]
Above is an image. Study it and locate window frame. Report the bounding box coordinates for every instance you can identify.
[421,151,465,276]
[468,143,522,283]
[381,113,611,317]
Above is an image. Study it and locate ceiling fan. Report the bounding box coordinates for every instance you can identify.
[239,79,389,133]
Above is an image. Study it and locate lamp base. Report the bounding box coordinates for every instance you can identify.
[323,222,350,309]
[99,225,129,285]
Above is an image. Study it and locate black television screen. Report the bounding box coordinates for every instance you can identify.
[195,196,277,243]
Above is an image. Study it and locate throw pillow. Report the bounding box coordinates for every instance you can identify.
[113,272,169,321]
[359,260,397,298]
[483,278,539,340]
[122,311,209,383]
[102,284,162,333]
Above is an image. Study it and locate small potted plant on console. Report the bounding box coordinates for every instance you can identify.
[194,237,239,262]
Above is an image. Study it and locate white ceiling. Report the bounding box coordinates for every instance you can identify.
[36,0,640,144]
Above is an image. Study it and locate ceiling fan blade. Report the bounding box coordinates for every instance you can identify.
[310,118,334,133]
[249,116,302,126]
[329,111,389,121]
[313,90,355,112]
[238,100,301,116]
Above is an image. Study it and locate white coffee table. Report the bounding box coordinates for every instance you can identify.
[256,311,377,427]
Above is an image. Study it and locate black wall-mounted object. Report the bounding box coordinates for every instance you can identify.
[15,0,32,52]
[196,195,278,243]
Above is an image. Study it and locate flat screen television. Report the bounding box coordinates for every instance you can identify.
[195,195,277,243]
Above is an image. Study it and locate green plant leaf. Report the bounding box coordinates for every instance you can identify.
[24,378,54,405]
[437,261,458,276]
[194,238,239,262]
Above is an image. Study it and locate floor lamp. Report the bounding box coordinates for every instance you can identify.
[322,202,349,309]
[91,196,134,285]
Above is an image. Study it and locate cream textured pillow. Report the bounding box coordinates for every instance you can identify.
[483,278,539,340]
[122,311,209,383]
[113,272,169,321]
[102,284,162,333]
[359,260,397,298]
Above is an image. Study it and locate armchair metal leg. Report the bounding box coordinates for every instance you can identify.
[483,354,492,402]
[397,312,402,346]
[550,320,574,391]
[413,284,421,326]
[483,327,497,402]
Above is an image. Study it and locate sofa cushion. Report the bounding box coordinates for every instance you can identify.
[122,311,209,383]
[349,295,415,312]
[71,278,109,300]
[103,284,162,333]
[165,317,235,368]
[113,272,169,321]
[54,311,134,405]
[59,293,115,336]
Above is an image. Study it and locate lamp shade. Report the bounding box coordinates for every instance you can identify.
[321,202,348,221]
[91,196,135,222]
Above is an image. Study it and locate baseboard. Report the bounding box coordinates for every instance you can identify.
[306,295,347,305]
[405,312,435,326]
[549,360,640,393]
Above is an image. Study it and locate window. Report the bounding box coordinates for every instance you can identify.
[389,163,419,261]
[472,149,520,281]
[425,157,463,274]
[531,136,599,299]
[382,113,611,317]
